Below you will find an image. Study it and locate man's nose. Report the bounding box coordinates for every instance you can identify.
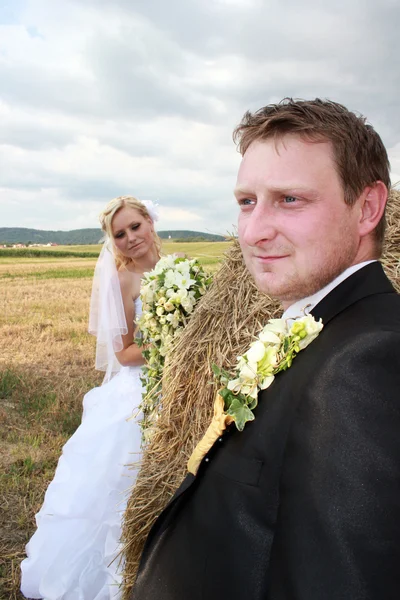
[241,204,278,247]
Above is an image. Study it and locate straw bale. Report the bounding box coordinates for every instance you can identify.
[382,188,400,288]
[121,188,400,597]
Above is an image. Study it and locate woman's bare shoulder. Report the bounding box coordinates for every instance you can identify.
[117,267,133,286]
[117,268,141,298]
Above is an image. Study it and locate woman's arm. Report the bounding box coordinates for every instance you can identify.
[114,270,145,367]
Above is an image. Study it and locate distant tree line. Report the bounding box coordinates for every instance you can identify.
[0,248,100,258]
[0,228,227,245]
[173,236,226,243]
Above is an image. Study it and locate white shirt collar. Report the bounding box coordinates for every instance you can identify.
[282,260,377,321]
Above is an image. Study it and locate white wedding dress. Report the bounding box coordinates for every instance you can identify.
[21,299,144,600]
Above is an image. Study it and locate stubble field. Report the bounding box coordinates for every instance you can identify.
[0,242,229,600]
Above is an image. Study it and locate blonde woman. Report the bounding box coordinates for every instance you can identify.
[21,197,161,600]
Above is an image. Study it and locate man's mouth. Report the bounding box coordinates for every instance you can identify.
[254,255,289,263]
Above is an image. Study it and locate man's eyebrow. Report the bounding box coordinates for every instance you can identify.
[233,185,252,197]
[270,186,320,197]
[234,185,320,198]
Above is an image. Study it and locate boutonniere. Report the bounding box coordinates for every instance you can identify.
[187,314,323,475]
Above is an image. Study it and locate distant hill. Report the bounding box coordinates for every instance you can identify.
[0,228,103,245]
[0,227,226,245]
[158,231,226,242]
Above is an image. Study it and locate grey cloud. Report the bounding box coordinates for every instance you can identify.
[0,63,101,118]
[0,120,75,150]
[2,0,400,232]
[65,179,131,202]
[76,0,222,56]
[8,0,399,137]
[86,36,198,120]
[75,0,400,140]
[0,160,227,215]
[83,25,230,125]
[0,160,116,196]
[74,0,379,63]
[67,175,235,218]
[0,33,223,126]
[99,133,164,158]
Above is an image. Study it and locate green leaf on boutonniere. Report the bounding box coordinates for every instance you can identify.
[226,399,255,432]
[218,387,250,412]
[248,396,258,411]
[283,336,290,353]
[212,364,232,386]
[218,386,235,409]
[211,363,223,378]
[218,388,250,409]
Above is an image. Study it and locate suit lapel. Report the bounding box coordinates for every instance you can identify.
[311,262,395,325]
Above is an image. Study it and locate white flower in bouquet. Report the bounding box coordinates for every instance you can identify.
[137,254,213,440]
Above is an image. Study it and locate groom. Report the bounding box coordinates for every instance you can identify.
[131,99,400,599]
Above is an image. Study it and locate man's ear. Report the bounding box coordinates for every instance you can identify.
[358,181,388,237]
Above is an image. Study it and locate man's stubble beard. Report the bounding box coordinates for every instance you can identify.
[247,239,358,306]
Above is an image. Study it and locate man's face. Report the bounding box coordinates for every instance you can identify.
[236,135,362,309]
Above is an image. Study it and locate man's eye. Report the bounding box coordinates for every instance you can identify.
[283,196,297,204]
[239,198,255,206]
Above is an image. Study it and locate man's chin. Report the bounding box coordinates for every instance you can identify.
[252,273,286,300]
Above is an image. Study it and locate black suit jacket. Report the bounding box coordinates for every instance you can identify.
[131,263,400,600]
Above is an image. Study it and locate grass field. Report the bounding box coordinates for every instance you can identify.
[0,242,229,599]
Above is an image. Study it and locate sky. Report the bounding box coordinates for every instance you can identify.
[1,0,399,234]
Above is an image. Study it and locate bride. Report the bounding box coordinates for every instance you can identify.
[20,196,161,600]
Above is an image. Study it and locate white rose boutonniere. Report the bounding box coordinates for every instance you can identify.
[187,314,323,475]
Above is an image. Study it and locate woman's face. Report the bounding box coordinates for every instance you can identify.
[111,205,155,260]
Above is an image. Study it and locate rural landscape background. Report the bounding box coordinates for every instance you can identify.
[2,0,400,598]
[0,240,228,600]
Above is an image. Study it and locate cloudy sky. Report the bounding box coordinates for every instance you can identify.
[1,0,399,234]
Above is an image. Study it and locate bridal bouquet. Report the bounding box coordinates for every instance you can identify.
[137,254,212,440]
